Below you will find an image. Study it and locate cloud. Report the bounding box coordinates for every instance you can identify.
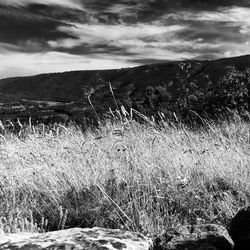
[46,5,250,61]
[0,4,78,52]
[164,0,250,10]
[0,50,138,78]
[0,0,83,9]
[50,22,184,48]
[1,0,250,78]
[165,7,250,56]
[47,22,192,60]
[75,0,250,24]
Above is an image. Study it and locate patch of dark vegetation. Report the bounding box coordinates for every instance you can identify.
[138,67,250,124]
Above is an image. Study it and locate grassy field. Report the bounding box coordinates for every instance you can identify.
[0,111,250,237]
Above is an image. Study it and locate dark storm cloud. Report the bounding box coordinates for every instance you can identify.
[55,43,137,56]
[1,0,249,49]
[0,4,78,52]
[0,6,75,41]
[25,3,91,23]
[80,0,250,12]
[78,0,250,23]
[128,58,172,65]
[175,21,248,43]
[147,0,250,11]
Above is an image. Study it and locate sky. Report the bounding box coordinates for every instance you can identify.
[0,0,250,78]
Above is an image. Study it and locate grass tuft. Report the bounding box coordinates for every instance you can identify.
[0,110,249,236]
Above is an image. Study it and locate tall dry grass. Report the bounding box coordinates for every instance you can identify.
[0,110,250,237]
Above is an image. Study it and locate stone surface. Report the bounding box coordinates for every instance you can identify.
[0,227,152,250]
[153,224,234,250]
[229,206,250,250]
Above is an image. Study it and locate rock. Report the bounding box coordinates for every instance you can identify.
[154,224,234,250]
[229,206,250,250]
[0,227,153,250]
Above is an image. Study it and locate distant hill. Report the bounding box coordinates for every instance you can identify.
[0,55,250,124]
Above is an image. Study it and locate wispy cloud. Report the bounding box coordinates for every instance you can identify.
[0,0,83,9]
[0,0,250,78]
[0,50,138,79]
[164,7,250,58]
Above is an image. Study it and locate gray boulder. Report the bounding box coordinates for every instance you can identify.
[229,206,250,250]
[0,227,153,250]
[154,224,234,250]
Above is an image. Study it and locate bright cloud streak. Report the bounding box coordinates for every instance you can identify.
[49,22,184,48]
[0,51,138,78]
[0,0,82,9]
[178,7,250,23]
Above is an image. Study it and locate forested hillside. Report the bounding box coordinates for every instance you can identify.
[0,55,250,123]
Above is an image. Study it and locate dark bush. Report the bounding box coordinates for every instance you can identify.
[138,67,250,122]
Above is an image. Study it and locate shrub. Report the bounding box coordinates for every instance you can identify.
[139,67,250,122]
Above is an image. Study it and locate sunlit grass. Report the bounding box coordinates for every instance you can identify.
[0,111,250,237]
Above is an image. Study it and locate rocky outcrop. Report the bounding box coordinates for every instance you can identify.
[153,224,234,250]
[0,227,152,250]
[2,206,250,250]
[153,206,250,249]
[229,206,250,250]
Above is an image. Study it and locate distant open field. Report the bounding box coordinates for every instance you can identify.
[0,112,249,237]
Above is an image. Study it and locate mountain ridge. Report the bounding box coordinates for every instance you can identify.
[0,54,250,123]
